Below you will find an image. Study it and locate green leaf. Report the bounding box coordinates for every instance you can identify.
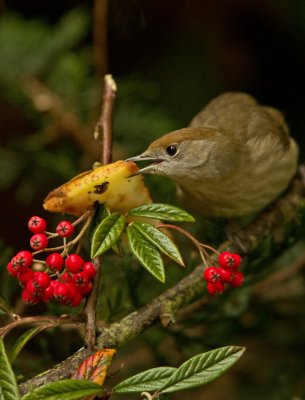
[91,212,126,258]
[113,367,176,394]
[160,346,245,393]
[21,379,104,400]
[0,297,12,316]
[127,224,165,283]
[9,327,42,365]
[127,203,195,222]
[0,338,19,400]
[132,222,184,266]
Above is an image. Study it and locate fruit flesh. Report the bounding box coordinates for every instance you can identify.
[43,160,153,216]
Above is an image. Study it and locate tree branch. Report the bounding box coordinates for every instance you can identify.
[19,173,305,395]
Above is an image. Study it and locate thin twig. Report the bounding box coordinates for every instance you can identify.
[83,258,102,350]
[83,75,117,349]
[94,74,117,164]
[32,211,94,256]
[0,314,85,338]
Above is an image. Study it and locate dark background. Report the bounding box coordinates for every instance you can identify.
[1,1,305,399]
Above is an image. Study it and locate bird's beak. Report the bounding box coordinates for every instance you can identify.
[126,153,163,175]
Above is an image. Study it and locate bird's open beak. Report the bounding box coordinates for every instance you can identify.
[126,153,163,175]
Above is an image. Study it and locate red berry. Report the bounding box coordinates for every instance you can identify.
[22,289,40,305]
[53,282,69,301]
[28,216,47,234]
[79,282,93,296]
[73,272,88,288]
[65,282,78,299]
[30,233,48,251]
[229,271,244,288]
[45,252,64,272]
[65,254,84,274]
[7,262,18,277]
[41,285,54,303]
[61,272,73,283]
[50,279,59,287]
[17,268,34,285]
[14,251,33,268]
[33,271,50,289]
[219,267,234,283]
[10,256,27,273]
[218,252,241,269]
[25,280,42,297]
[82,262,97,280]
[203,266,220,283]
[232,253,242,269]
[56,220,74,238]
[71,291,83,307]
[207,281,225,296]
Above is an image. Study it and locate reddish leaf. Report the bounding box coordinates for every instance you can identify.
[72,349,117,386]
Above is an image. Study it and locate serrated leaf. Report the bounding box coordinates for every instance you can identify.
[127,224,165,283]
[113,367,176,394]
[72,349,116,385]
[0,338,19,400]
[21,379,103,400]
[132,222,184,266]
[128,203,195,222]
[160,346,245,393]
[9,327,42,365]
[91,212,126,258]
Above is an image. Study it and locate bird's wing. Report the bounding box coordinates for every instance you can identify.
[189,92,291,151]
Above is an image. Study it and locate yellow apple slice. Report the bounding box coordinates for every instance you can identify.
[43,160,152,216]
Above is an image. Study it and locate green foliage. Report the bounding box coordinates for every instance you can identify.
[21,379,103,400]
[113,346,245,395]
[0,296,13,317]
[113,367,176,394]
[0,9,95,203]
[8,328,42,365]
[128,203,195,222]
[91,212,126,258]
[0,9,89,91]
[159,346,245,393]
[127,223,166,282]
[130,222,184,266]
[0,338,19,400]
[90,204,193,283]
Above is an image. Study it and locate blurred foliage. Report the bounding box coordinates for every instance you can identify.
[1,1,305,399]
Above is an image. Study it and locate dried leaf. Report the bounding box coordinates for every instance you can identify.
[72,349,116,386]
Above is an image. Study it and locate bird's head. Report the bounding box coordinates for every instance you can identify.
[127,127,236,183]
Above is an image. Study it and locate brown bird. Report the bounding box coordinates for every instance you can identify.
[128,93,298,218]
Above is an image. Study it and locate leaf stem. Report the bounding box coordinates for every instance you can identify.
[32,210,94,256]
[156,224,211,268]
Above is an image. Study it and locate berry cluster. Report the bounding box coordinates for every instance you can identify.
[203,251,244,296]
[7,216,96,307]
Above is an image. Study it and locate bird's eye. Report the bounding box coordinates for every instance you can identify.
[166,145,178,157]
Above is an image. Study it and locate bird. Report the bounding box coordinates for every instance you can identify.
[127,92,298,219]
